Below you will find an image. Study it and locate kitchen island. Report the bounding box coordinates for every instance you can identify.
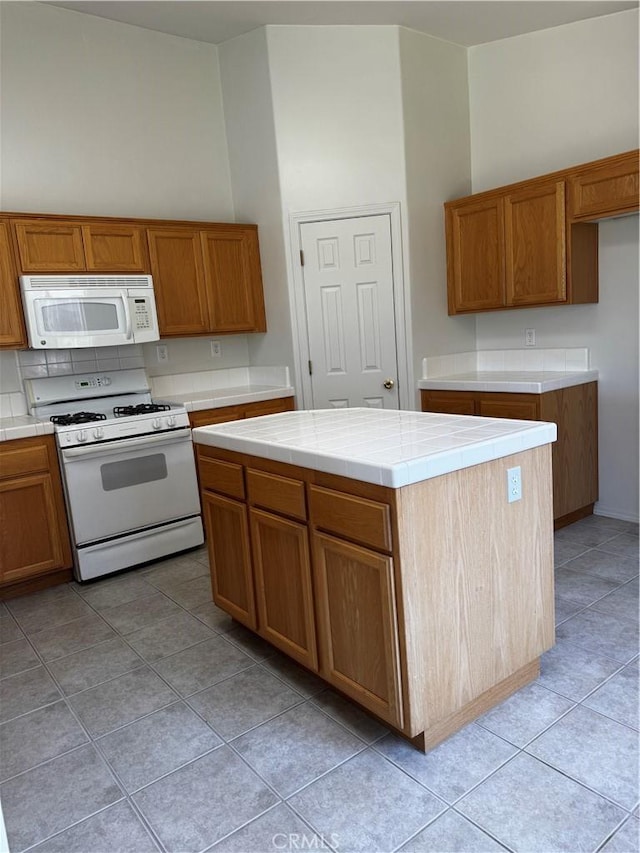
[192,408,556,751]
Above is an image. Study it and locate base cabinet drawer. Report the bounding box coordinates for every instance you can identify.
[309,485,392,552]
[312,532,403,729]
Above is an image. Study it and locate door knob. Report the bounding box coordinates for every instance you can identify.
[383,379,395,390]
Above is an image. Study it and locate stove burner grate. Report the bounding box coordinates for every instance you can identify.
[50,412,108,426]
[113,403,172,417]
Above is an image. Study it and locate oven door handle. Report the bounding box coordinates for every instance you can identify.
[61,428,192,461]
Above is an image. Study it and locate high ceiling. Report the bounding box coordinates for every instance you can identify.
[45,1,638,47]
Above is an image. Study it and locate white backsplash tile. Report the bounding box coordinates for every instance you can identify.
[20,364,48,380]
[45,349,71,364]
[46,362,74,376]
[97,358,121,371]
[424,348,591,379]
[71,348,98,363]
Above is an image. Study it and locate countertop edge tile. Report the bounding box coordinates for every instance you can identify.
[418,369,598,394]
[0,416,55,443]
[166,385,295,412]
[192,410,557,488]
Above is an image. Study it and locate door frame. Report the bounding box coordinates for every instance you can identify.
[288,202,413,411]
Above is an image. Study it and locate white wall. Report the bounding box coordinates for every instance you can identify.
[469,10,639,191]
[265,26,411,405]
[399,27,476,404]
[469,9,639,521]
[0,3,233,220]
[218,27,296,380]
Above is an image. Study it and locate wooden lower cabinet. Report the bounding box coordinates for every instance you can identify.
[188,396,294,429]
[202,491,256,629]
[421,383,598,526]
[313,532,403,728]
[196,441,554,749]
[250,509,317,670]
[0,435,72,595]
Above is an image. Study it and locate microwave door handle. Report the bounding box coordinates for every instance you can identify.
[124,299,133,340]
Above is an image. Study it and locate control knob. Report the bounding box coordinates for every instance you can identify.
[92,427,104,440]
[167,415,176,428]
[76,430,88,443]
[152,418,162,430]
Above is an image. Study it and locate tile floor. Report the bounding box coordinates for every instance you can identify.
[0,513,638,853]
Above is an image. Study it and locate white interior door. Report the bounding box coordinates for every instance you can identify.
[300,214,399,409]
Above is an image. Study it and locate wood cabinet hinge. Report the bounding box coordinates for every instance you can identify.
[308,360,313,376]
[300,250,305,266]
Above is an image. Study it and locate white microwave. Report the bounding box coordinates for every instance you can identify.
[20,274,160,349]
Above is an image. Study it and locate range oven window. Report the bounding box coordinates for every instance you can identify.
[41,300,120,332]
[100,453,168,491]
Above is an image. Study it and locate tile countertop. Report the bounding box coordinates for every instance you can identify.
[0,415,55,443]
[418,369,599,394]
[163,384,295,412]
[192,408,557,488]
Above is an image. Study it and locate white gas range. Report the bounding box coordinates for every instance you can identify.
[26,369,204,582]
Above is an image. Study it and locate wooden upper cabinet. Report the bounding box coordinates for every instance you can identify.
[13,219,86,272]
[147,224,267,337]
[504,180,566,306]
[446,196,505,313]
[13,218,149,274]
[569,150,639,221]
[445,150,637,315]
[201,227,266,333]
[0,221,27,349]
[82,224,148,272]
[147,228,210,336]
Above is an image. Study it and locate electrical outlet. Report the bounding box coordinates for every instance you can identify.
[507,466,522,503]
[525,328,536,347]
[210,340,222,358]
[156,345,169,363]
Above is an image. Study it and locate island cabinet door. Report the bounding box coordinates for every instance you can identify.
[250,509,318,671]
[202,491,257,630]
[312,532,404,729]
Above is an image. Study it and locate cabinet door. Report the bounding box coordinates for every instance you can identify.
[243,398,295,419]
[82,224,148,272]
[189,407,243,428]
[0,473,70,585]
[541,383,598,520]
[446,197,505,313]
[504,181,566,306]
[312,532,403,728]
[250,509,318,670]
[201,227,267,333]
[147,228,210,336]
[13,220,86,272]
[0,221,27,348]
[421,390,476,415]
[569,151,639,220]
[477,394,540,421]
[202,491,256,629]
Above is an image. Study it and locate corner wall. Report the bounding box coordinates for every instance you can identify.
[399,27,476,404]
[469,9,639,520]
[218,27,296,380]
